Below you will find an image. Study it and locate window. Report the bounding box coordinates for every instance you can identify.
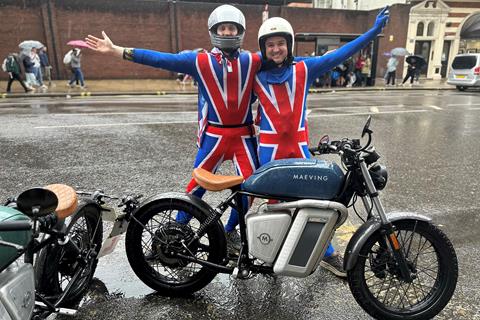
[417,22,424,36]
[452,56,477,69]
[427,22,435,36]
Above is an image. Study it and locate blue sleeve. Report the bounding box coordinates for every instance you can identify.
[132,49,198,75]
[304,25,382,82]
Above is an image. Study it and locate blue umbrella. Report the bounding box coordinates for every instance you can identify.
[390,47,410,56]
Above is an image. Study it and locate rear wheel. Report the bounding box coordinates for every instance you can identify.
[348,220,458,320]
[125,200,227,296]
[35,202,103,307]
[456,86,466,91]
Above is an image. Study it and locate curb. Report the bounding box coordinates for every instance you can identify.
[0,87,454,99]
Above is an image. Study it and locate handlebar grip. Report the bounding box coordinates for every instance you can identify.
[38,213,58,232]
[0,220,32,232]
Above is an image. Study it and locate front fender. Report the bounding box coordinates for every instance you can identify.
[131,192,225,233]
[343,211,431,271]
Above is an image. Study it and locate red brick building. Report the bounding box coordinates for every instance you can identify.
[0,0,412,80]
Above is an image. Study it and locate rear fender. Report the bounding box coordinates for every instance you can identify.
[344,212,431,271]
[131,192,225,234]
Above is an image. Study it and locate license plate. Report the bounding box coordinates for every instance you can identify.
[455,75,466,79]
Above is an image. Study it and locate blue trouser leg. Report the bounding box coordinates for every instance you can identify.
[324,243,335,257]
[175,186,206,224]
[75,68,84,86]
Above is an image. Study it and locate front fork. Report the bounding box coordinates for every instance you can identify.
[360,161,413,283]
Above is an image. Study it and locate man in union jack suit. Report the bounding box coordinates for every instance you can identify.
[254,8,390,277]
[86,5,261,251]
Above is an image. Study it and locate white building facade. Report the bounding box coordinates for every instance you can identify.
[405,0,480,79]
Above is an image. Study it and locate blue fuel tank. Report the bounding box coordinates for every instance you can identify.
[243,158,345,200]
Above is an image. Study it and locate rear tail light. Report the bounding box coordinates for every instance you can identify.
[474,66,480,75]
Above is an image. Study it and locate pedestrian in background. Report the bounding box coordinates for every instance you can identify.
[31,47,47,90]
[68,48,85,89]
[401,56,417,86]
[22,49,38,89]
[354,54,365,86]
[2,53,31,93]
[39,47,52,87]
[385,55,399,86]
[361,54,371,86]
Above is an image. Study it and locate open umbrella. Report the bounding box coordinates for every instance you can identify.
[406,55,427,68]
[390,47,410,56]
[67,40,90,48]
[19,40,44,51]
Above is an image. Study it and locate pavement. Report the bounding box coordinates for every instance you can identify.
[0,77,455,99]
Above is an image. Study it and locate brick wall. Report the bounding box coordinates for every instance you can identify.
[0,0,411,80]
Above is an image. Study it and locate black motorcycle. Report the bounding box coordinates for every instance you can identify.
[90,117,457,320]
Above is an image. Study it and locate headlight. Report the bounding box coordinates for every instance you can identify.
[369,164,388,190]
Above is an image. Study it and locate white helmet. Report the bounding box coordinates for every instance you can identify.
[208,5,246,51]
[258,17,295,61]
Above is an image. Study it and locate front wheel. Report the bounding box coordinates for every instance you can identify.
[35,202,103,307]
[125,199,227,296]
[348,220,458,320]
[456,86,466,91]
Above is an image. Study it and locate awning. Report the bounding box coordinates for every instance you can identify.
[461,14,480,39]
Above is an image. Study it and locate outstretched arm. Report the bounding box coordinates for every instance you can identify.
[305,6,389,79]
[85,31,198,75]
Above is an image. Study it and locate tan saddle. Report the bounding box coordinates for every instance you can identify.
[44,184,78,219]
[192,168,244,192]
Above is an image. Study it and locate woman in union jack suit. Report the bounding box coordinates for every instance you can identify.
[86,4,262,251]
[253,7,390,277]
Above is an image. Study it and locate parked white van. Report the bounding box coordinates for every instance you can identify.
[447,53,480,91]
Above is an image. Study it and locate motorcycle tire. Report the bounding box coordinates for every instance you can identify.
[348,220,458,320]
[35,202,103,307]
[125,199,227,296]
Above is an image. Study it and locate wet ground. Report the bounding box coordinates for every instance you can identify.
[0,90,479,319]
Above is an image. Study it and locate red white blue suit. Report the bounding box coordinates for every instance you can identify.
[254,22,386,256]
[129,48,262,231]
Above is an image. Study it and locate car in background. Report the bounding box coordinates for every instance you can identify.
[447,53,480,91]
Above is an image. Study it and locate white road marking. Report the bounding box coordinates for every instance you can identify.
[52,111,198,116]
[308,110,428,118]
[448,103,480,107]
[35,120,197,129]
[427,105,443,110]
[370,107,379,113]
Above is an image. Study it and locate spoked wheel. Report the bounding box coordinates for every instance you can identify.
[125,200,227,296]
[35,202,103,307]
[348,220,458,320]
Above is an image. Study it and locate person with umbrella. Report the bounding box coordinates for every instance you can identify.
[402,55,426,86]
[21,47,39,89]
[67,48,85,89]
[65,41,90,89]
[385,54,399,86]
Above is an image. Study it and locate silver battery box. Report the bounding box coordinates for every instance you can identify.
[246,208,291,264]
[0,262,35,320]
[273,207,339,277]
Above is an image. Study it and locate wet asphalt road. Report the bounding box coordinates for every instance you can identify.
[0,90,479,319]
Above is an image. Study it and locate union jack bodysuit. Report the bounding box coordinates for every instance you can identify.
[128,48,262,231]
[254,24,384,257]
[254,24,383,166]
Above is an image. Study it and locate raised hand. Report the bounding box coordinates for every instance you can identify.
[85,31,115,54]
[374,6,390,30]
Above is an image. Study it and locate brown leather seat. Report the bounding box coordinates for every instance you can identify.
[44,184,78,219]
[192,168,244,192]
